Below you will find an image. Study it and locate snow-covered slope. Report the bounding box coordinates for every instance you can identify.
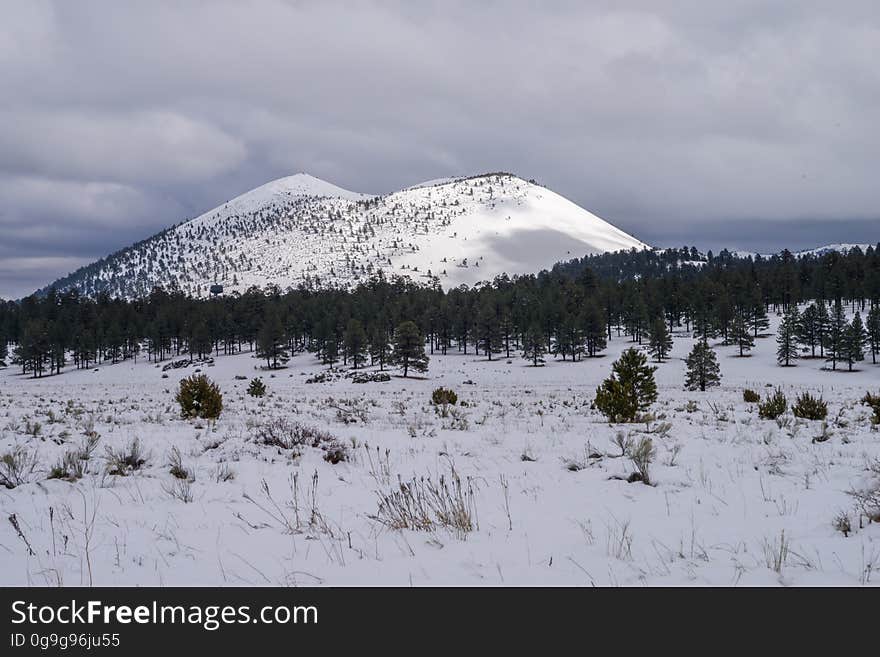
[733,243,874,260]
[792,243,873,258]
[42,172,648,298]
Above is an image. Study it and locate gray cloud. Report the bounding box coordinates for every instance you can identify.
[0,110,246,184]
[1,0,878,298]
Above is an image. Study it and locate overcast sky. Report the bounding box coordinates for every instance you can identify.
[1,1,878,298]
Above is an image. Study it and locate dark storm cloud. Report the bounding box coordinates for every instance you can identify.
[1,1,878,297]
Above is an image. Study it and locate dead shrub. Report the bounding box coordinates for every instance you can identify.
[373,467,478,538]
[105,438,149,476]
[0,446,39,489]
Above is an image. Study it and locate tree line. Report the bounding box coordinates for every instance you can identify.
[1,244,879,378]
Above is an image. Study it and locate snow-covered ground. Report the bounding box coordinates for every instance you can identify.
[0,313,878,586]
[733,244,873,260]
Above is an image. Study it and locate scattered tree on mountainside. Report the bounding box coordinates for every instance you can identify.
[390,321,429,377]
[684,339,721,391]
[648,317,673,362]
[776,305,800,366]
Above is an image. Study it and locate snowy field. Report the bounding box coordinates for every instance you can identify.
[1,315,878,587]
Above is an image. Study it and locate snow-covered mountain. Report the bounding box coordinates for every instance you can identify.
[791,243,873,258]
[732,243,874,260]
[42,172,648,298]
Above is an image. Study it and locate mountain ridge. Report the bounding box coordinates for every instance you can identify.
[39,172,649,299]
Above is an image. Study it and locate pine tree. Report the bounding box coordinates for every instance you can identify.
[190,320,212,360]
[841,312,866,371]
[454,310,471,355]
[15,319,50,377]
[623,295,648,344]
[343,318,368,369]
[749,299,770,337]
[370,324,391,371]
[593,348,658,422]
[74,330,97,369]
[731,309,754,356]
[825,300,847,370]
[256,307,286,369]
[564,315,584,362]
[147,320,170,362]
[283,307,300,356]
[684,339,721,391]
[552,322,573,361]
[776,305,800,366]
[475,302,503,360]
[323,334,340,367]
[499,309,514,359]
[582,300,607,357]
[797,303,820,358]
[866,306,880,365]
[815,300,830,358]
[49,320,67,375]
[691,296,716,342]
[521,324,546,366]
[391,320,429,377]
[715,291,734,344]
[647,317,673,362]
[105,321,124,364]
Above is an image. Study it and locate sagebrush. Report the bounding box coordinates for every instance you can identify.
[743,389,760,403]
[758,389,787,420]
[792,392,827,420]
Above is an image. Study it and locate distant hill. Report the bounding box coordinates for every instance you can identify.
[39,172,648,298]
